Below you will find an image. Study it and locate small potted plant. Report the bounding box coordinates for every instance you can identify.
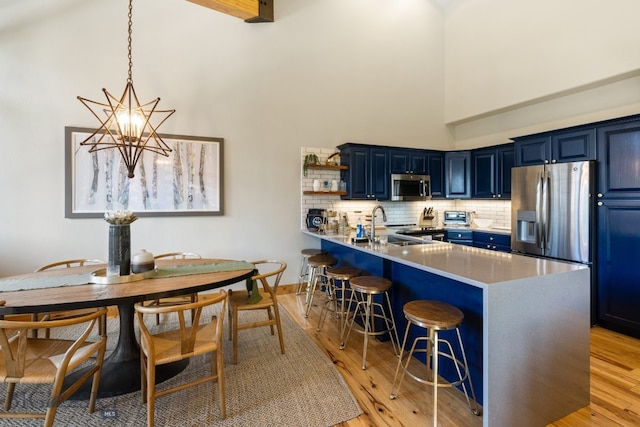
[303,153,319,177]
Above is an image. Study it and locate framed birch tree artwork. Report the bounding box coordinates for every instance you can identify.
[65,127,223,218]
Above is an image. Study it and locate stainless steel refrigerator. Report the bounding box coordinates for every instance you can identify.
[511,161,595,264]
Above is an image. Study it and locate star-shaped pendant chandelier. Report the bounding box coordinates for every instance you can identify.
[78,0,175,179]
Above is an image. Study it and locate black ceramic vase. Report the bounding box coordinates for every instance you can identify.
[108,224,131,276]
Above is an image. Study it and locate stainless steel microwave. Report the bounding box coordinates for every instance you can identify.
[390,174,431,202]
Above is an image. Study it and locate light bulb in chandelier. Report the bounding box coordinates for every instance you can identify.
[115,108,144,143]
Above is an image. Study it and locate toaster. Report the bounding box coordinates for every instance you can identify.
[443,211,472,226]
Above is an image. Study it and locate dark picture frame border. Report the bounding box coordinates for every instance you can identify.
[65,126,224,218]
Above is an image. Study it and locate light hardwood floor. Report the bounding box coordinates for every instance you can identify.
[278,287,640,427]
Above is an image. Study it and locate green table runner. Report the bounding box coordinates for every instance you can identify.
[0,261,260,303]
[153,261,261,303]
[0,273,91,292]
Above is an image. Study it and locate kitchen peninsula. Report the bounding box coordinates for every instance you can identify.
[302,230,590,427]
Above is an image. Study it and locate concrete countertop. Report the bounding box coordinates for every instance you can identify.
[302,230,586,289]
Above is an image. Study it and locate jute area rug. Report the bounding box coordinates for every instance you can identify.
[0,303,362,426]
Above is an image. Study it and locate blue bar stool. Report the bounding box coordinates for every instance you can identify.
[340,276,399,370]
[389,300,480,427]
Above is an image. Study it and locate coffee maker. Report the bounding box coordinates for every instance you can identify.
[306,208,325,231]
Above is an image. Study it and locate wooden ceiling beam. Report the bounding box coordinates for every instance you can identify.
[186,0,273,23]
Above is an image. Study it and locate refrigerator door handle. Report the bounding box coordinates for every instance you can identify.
[543,171,551,250]
[536,172,544,249]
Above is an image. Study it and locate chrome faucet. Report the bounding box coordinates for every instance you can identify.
[370,205,387,243]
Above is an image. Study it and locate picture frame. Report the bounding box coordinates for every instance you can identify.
[65,126,224,218]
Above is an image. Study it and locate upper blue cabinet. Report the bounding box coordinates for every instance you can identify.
[428,151,445,198]
[338,143,390,200]
[514,127,596,166]
[389,148,428,174]
[472,144,514,199]
[444,151,471,199]
[597,118,640,199]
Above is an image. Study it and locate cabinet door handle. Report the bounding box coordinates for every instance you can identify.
[597,193,603,198]
[597,201,604,206]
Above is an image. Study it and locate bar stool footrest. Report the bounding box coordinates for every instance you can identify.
[397,346,469,389]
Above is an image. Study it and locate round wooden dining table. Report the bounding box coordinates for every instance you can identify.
[0,258,254,398]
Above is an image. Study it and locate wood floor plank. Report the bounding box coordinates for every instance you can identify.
[277,284,640,427]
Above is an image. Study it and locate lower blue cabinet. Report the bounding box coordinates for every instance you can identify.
[472,231,511,252]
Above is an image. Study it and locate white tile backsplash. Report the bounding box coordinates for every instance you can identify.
[301,147,512,230]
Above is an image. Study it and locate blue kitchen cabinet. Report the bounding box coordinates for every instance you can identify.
[339,143,389,200]
[471,144,514,199]
[389,148,427,175]
[597,119,640,199]
[472,231,511,252]
[409,151,427,174]
[444,151,471,199]
[428,151,445,198]
[514,128,595,166]
[389,149,409,174]
[596,115,640,338]
[514,135,550,166]
[596,200,640,338]
[498,146,515,199]
[445,229,473,246]
[552,129,596,163]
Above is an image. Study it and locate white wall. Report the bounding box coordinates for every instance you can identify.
[444,0,640,124]
[0,0,446,280]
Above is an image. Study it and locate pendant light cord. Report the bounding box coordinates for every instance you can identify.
[127,0,133,84]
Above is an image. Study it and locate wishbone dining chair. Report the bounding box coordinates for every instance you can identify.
[34,259,108,338]
[134,290,227,427]
[0,306,107,426]
[227,260,287,364]
[148,252,202,325]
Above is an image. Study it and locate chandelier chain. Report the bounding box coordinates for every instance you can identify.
[127,0,133,83]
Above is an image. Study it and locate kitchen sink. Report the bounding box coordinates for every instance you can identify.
[386,236,429,246]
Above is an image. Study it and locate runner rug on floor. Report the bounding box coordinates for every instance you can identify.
[0,303,362,427]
